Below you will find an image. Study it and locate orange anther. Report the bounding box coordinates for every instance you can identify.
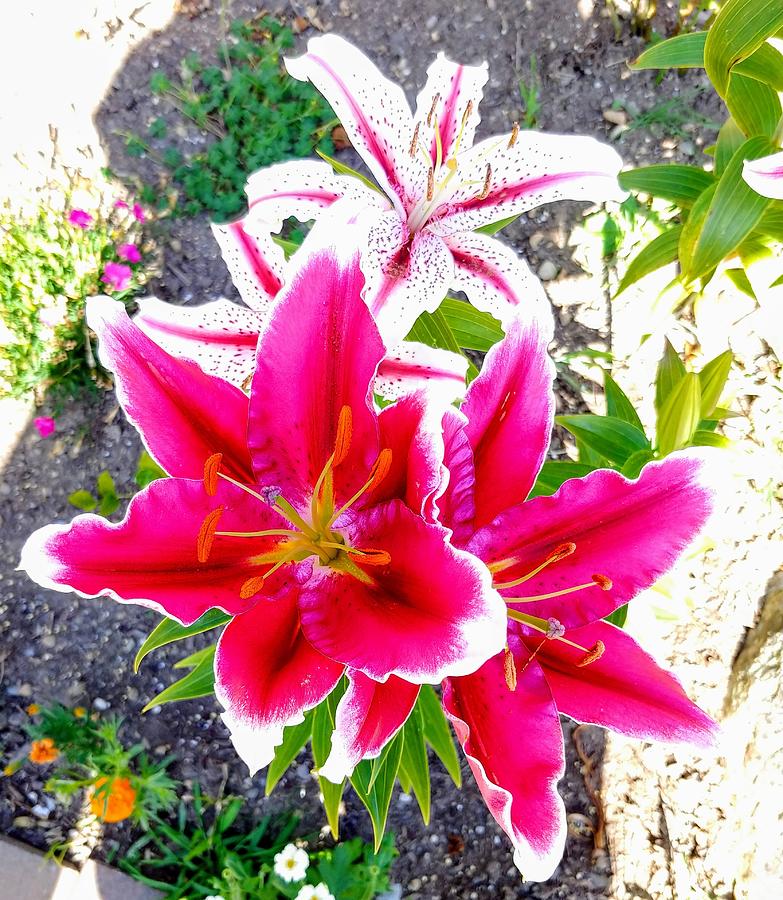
[197,507,224,563]
[239,575,267,600]
[333,406,353,466]
[508,121,520,148]
[477,164,492,200]
[427,92,440,126]
[353,548,392,567]
[461,99,474,126]
[367,448,393,492]
[546,542,576,564]
[203,452,223,496]
[576,640,606,668]
[592,574,613,592]
[409,122,420,158]
[427,167,435,202]
[503,647,517,692]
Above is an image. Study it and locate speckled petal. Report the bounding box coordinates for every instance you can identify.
[211,217,285,312]
[742,150,783,199]
[375,341,467,402]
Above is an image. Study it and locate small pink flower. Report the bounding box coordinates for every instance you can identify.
[117,243,142,264]
[68,209,93,229]
[102,262,133,292]
[114,200,129,210]
[132,203,146,222]
[34,417,56,439]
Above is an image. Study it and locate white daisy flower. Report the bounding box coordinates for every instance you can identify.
[273,843,309,882]
[294,883,336,900]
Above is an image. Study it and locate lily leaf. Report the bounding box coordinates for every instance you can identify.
[631,32,706,70]
[604,371,645,432]
[698,349,733,419]
[616,226,682,295]
[418,685,461,787]
[656,372,702,456]
[265,712,314,796]
[316,148,380,194]
[399,704,431,825]
[529,460,597,499]
[725,73,781,138]
[475,214,520,235]
[556,415,650,466]
[438,298,504,352]
[655,338,687,411]
[618,165,713,208]
[134,608,231,672]
[312,700,344,840]
[142,645,216,712]
[350,731,404,851]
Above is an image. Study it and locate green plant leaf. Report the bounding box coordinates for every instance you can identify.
[618,165,714,208]
[631,31,707,69]
[655,338,687,411]
[142,645,216,712]
[438,297,504,351]
[528,460,597,499]
[604,371,645,432]
[134,608,231,672]
[265,712,314,796]
[399,703,430,825]
[734,41,783,90]
[350,731,404,851]
[714,118,746,177]
[616,226,682,295]
[725,72,781,137]
[315,148,380,194]
[135,450,167,488]
[679,137,774,283]
[622,448,656,479]
[704,0,783,98]
[691,429,732,448]
[96,470,119,516]
[475,214,520,235]
[68,489,97,511]
[418,685,461,787]
[656,372,702,455]
[556,415,651,466]
[605,603,628,628]
[698,349,733,418]
[312,701,344,839]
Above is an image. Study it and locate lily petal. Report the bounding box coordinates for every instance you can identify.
[135,297,260,389]
[245,158,380,233]
[414,53,487,166]
[86,296,254,482]
[437,407,476,544]
[435,131,625,234]
[248,242,382,508]
[742,150,783,200]
[298,499,505,684]
[462,310,555,527]
[375,341,467,403]
[442,231,549,327]
[363,210,454,345]
[532,619,718,747]
[211,218,284,312]
[215,592,344,775]
[285,35,423,210]
[19,478,281,625]
[469,452,716,629]
[319,670,419,782]
[442,637,566,882]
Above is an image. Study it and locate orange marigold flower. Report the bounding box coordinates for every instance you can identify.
[73,706,87,718]
[89,776,136,823]
[25,703,40,715]
[29,738,58,764]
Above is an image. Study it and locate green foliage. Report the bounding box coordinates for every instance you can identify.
[129,16,336,220]
[518,54,542,129]
[0,193,147,399]
[120,784,395,900]
[69,470,120,516]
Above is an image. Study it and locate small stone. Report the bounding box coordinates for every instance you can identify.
[537,260,558,281]
[408,878,422,891]
[40,635,56,648]
[93,697,110,711]
[602,108,628,126]
[31,803,51,819]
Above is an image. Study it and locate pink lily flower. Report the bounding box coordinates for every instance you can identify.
[134,211,469,402]
[244,35,625,342]
[742,149,783,199]
[21,240,505,774]
[67,209,93,229]
[118,243,142,263]
[101,262,133,292]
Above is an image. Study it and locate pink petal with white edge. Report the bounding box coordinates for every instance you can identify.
[414,53,487,167]
[244,159,380,233]
[211,218,284,312]
[363,210,454,345]
[86,297,254,482]
[433,131,625,234]
[442,636,566,882]
[285,35,424,211]
[375,341,467,403]
[298,499,505,684]
[248,241,382,509]
[531,619,718,748]
[442,230,549,327]
[215,592,344,775]
[19,478,283,625]
[469,451,717,630]
[742,150,783,200]
[319,670,419,782]
[135,296,260,388]
[462,309,555,527]
[436,406,476,544]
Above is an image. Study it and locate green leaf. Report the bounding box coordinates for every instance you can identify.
[315,149,380,194]
[734,41,783,90]
[135,451,167,488]
[655,338,687,411]
[656,372,702,456]
[438,298,504,352]
[725,73,781,137]
[604,372,645,432]
[622,448,655,479]
[350,731,404,851]
[752,202,783,241]
[556,415,650,466]
[528,460,596,498]
[475,214,520,235]
[399,704,430,825]
[68,489,97,511]
[698,350,733,418]
[312,701,344,839]
[691,429,732,448]
[142,645,216,712]
[134,608,231,672]
[631,31,707,70]
[96,470,119,516]
[679,137,774,283]
[265,713,314,796]
[715,118,745,178]
[618,165,714,208]
[616,226,682,295]
[418,685,461,787]
[605,603,628,628]
[704,0,783,98]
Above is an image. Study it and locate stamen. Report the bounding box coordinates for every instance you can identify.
[505,581,605,603]
[546,617,566,639]
[427,167,435,202]
[461,100,474,127]
[492,541,576,589]
[503,646,517,691]
[215,528,297,538]
[333,406,353,466]
[260,485,282,506]
[477,164,492,200]
[409,122,421,158]
[203,453,222,497]
[592,574,613,591]
[427,93,440,127]
[347,547,392,566]
[508,121,520,148]
[576,641,606,667]
[516,636,548,679]
[217,472,267,504]
[329,448,393,525]
[239,575,266,600]
[197,507,224,563]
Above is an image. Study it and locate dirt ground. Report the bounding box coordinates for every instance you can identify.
[2,1,781,899]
